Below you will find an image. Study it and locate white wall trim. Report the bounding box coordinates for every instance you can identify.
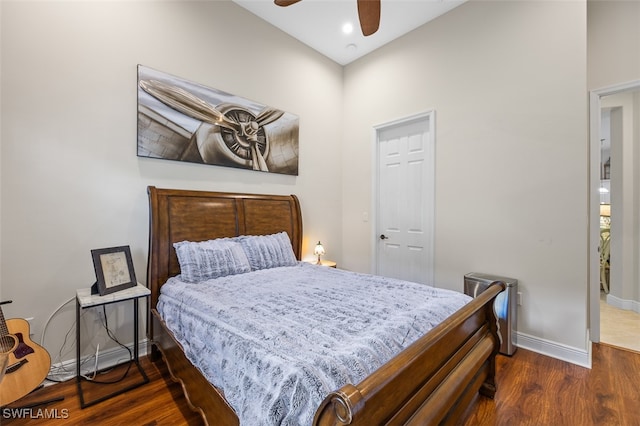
[516,332,591,368]
[592,80,640,97]
[605,293,640,314]
[45,339,148,385]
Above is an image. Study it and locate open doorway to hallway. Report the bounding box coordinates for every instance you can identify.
[594,85,640,352]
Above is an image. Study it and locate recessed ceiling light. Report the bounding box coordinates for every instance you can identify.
[342,22,354,34]
[346,43,357,52]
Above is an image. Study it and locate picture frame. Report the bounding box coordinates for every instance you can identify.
[91,246,137,296]
[137,65,299,176]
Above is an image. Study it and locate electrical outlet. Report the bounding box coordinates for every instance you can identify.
[517,292,523,306]
[25,317,36,338]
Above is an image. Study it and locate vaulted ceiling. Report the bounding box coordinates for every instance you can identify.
[233,0,466,65]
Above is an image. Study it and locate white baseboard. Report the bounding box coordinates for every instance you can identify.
[605,293,640,314]
[46,339,149,384]
[515,332,591,368]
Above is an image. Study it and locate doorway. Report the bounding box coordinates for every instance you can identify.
[374,111,435,285]
[589,80,640,348]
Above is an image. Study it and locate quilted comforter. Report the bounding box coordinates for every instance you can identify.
[157,262,471,425]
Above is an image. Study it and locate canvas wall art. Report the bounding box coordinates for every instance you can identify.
[137,65,299,175]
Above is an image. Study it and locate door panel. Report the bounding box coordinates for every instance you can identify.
[376,112,434,285]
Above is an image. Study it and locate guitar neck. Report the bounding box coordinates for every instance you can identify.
[0,306,15,353]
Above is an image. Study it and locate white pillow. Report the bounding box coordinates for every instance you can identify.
[173,239,251,283]
[238,232,297,270]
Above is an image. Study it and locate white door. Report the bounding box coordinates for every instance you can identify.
[375,112,435,285]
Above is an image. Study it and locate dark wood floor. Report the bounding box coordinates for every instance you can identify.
[460,343,640,426]
[3,343,639,425]
[2,356,202,426]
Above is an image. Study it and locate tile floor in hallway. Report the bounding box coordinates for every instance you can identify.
[600,293,640,352]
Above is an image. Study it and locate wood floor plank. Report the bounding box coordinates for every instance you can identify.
[460,343,640,426]
[2,343,638,425]
[1,356,203,426]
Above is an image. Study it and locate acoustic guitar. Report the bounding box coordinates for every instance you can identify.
[0,301,51,406]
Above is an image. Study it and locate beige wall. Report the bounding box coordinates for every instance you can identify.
[0,1,343,362]
[342,1,589,351]
[588,0,640,90]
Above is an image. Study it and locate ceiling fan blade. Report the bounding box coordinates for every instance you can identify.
[274,0,302,6]
[357,0,380,36]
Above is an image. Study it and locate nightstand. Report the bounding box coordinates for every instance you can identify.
[75,283,150,408]
[306,260,337,268]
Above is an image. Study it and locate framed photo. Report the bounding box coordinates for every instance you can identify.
[91,246,137,296]
[137,65,299,176]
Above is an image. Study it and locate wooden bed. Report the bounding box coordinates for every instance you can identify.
[146,186,505,425]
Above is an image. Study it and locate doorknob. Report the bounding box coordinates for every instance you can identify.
[380,234,389,240]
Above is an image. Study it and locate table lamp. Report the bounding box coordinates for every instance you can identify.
[314,241,325,265]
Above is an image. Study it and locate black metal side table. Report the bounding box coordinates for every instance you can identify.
[75,283,150,408]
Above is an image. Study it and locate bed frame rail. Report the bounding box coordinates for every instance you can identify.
[314,281,505,426]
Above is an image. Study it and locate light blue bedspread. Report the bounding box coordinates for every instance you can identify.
[157,262,471,425]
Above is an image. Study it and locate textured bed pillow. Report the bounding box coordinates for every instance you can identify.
[238,232,297,270]
[173,239,251,283]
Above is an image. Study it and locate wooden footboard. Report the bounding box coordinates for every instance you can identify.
[314,281,505,426]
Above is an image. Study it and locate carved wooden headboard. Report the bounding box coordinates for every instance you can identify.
[146,186,303,310]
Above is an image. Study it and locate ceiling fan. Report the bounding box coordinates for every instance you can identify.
[274,0,381,36]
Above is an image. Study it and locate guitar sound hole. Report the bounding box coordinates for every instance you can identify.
[0,335,18,353]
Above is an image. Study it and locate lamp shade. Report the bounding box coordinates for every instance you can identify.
[314,241,325,256]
